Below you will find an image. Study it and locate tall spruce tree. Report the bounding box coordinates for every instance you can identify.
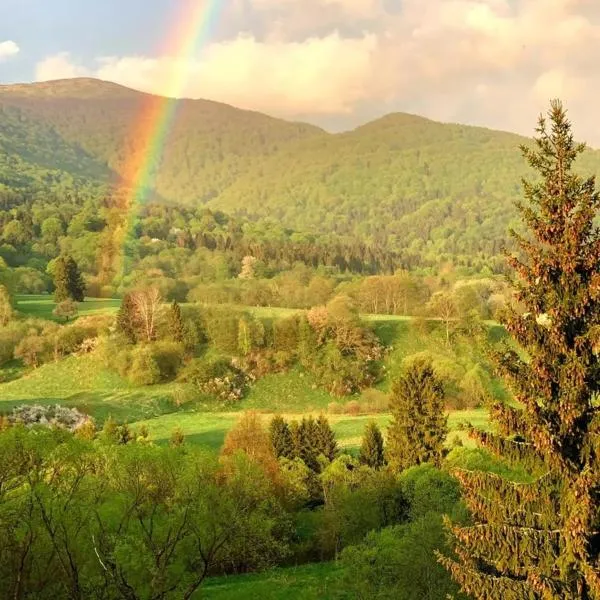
[359,420,385,469]
[386,358,447,473]
[53,254,85,302]
[439,101,600,599]
[269,415,294,459]
[315,414,338,462]
[168,300,185,342]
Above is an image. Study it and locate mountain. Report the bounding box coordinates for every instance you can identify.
[3,77,600,272]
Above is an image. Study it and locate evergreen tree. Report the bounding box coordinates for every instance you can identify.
[359,420,385,469]
[297,417,321,472]
[315,414,338,462]
[269,415,294,459]
[116,292,138,343]
[386,358,447,473]
[53,254,85,302]
[168,300,185,343]
[439,102,600,598]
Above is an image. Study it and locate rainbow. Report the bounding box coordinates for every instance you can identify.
[99,0,225,285]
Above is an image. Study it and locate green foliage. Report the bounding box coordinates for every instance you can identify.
[0,284,13,325]
[340,517,466,600]
[127,344,161,386]
[115,292,138,342]
[359,420,386,469]
[167,300,185,343]
[0,426,292,599]
[52,254,86,302]
[269,415,294,459]
[178,357,247,403]
[52,298,78,321]
[387,358,448,473]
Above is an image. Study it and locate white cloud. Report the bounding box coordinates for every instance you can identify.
[35,52,89,80]
[0,40,19,62]
[32,0,600,144]
[38,33,377,116]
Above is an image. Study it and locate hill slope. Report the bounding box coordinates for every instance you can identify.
[3,78,600,269]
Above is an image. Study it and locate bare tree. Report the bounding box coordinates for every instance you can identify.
[131,288,164,342]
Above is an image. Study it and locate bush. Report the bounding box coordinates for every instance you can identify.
[327,402,343,415]
[150,341,185,381]
[128,345,161,386]
[178,357,247,403]
[345,400,361,416]
[9,404,92,432]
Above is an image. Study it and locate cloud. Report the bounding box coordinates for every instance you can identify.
[33,0,600,144]
[36,52,89,80]
[0,40,19,62]
[37,33,377,116]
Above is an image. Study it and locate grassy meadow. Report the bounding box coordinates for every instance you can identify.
[15,294,121,320]
[1,295,495,453]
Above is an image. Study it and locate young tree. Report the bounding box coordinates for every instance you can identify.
[221,411,280,482]
[269,415,294,459]
[168,300,185,342]
[0,284,14,326]
[440,102,600,598]
[427,291,458,345]
[116,292,138,343]
[53,254,85,302]
[386,359,447,473]
[53,298,78,322]
[359,420,385,469]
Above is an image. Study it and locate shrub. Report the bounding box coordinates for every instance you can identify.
[150,341,185,381]
[345,400,361,416]
[178,357,247,403]
[327,402,343,415]
[9,404,92,432]
[128,345,161,386]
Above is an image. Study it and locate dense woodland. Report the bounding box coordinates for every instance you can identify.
[4,77,600,288]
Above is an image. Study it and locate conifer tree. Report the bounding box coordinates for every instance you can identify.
[53,254,85,302]
[168,300,185,342]
[269,415,294,459]
[116,292,138,343]
[315,414,338,462]
[359,420,385,469]
[439,101,600,599]
[386,358,447,473]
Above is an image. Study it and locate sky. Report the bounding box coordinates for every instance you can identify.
[1,0,600,142]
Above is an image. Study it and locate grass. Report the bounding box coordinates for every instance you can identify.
[200,562,346,599]
[130,408,489,452]
[0,355,184,424]
[15,295,121,321]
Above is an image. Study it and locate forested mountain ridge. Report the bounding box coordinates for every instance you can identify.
[3,77,600,273]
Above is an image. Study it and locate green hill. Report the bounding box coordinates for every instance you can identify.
[3,77,600,271]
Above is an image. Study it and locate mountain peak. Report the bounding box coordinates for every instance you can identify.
[0,77,141,99]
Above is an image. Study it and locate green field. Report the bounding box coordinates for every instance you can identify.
[15,295,121,321]
[129,408,487,452]
[201,563,346,599]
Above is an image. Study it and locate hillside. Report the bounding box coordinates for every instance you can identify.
[3,77,600,271]
[0,78,324,202]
